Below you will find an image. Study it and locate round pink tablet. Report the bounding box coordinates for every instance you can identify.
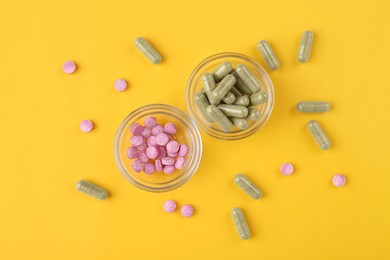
[146,146,159,159]
[152,124,164,136]
[175,157,186,170]
[130,123,144,135]
[332,174,346,187]
[156,133,170,146]
[63,61,76,74]
[141,128,152,138]
[178,144,189,157]
[162,157,175,166]
[114,79,127,92]
[163,200,177,213]
[168,152,178,158]
[280,162,294,176]
[144,163,156,174]
[131,135,144,146]
[157,146,167,159]
[138,151,149,163]
[126,147,139,159]
[136,142,147,151]
[80,120,94,132]
[163,165,176,174]
[181,205,194,217]
[147,136,158,147]
[131,159,144,173]
[144,117,158,129]
[166,141,180,153]
[155,160,163,172]
[164,123,177,135]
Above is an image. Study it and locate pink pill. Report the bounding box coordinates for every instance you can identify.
[126,147,139,159]
[163,200,177,213]
[155,159,163,172]
[178,144,189,157]
[144,163,156,174]
[141,128,152,138]
[131,159,144,173]
[131,135,144,146]
[168,152,178,158]
[147,136,158,147]
[114,79,127,92]
[156,133,170,146]
[280,162,294,176]
[332,174,346,187]
[80,120,94,132]
[130,123,144,135]
[163,165,176,174]
[166,141,180,153]
[138,151,149,163]
[181,205,194,217]
[63,61,76,74]
[144,116,158,129]
[136,142,147,151]
[157,146,167,159]
[164,122,177,135]
[175,157,186,170]
[152,124,164,136]
[146,146,159,159]
[162,157,175,166]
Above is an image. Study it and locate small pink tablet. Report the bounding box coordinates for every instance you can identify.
[131,135,144,146]
[163,200,177,213]
[156,133,170,146]
[146,146,159,159]
[131,159,144,173]
[166,141,180,154]
[178,144,189,157]
[155,160,163,172]
[332,174,346,187]
[163,165,176,174]
[145,117,158,129]
[114,79,127,92]
[80,120,94,132]
[164,123,177,135]
[175,157,186,170]
[130,123,144,135]
[152,125,164,136]
[280,163,294,176]
[144,163,156,174]
[181,205,194,217]
[63,61,76,74]
[126,147,139,159]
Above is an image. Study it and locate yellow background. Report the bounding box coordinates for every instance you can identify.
[1,0,389,259]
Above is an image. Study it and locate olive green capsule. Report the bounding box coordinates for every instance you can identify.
[134,37,161,64]
[250,91,268,105]
[212,74,236,103]
[231,86,244,97]
[194,93,213,122]
[201,73,219,105]
[222,92,236,104]
[76,180,108,200]
[257,40,280,70]
[235,64,262,93]
[298,31,313,63]
[218,104,249,118]
[234,174,262,199]
[231,118,249,130]
[247,107,261,121]
[231,208,251,240]
[230,69,253,95]
[307,120,331,150]
[213,62,233,82]
[234,96,250,106]
[206,105,232,132]
[297,102,330,113]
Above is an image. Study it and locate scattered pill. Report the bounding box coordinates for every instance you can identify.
[145,117,158,129]
[134,37,161,64]
[164,123,177,135]
[298,31,313,63]
[80,120,94,133]
[175,157,186,169]
[201,73,219,105]
[231,208,251,240]
[206,105,233,132]
[141,127,152,138]
[332,174,346,187]
[231,118,249,130]
[152,124,164,136]
[194,93,214,122]
[63,61,76,74]
[163,165,176,174]
[76,180,108,200]
[131,159,144,172]
[222,92,236,104]
[234,96,250,106]
[258,40,280,70]
[144,163,156,174]
[218,104,249,118]
[280,163,294,175]
[231,69,253,95]
[307,120,332,150]
[114,79,128,92]
[131,135,144,146]
[250,91,268,105]
[126,147,139,159]
[247,108,261,121]
[234,174,262,199]
[155,159,163,172]
[178,144,189,157]
[235,64,262,93]
[146,146,160,159]
[130,123,144,135]
[213,62,233,82]
[297,102,330,113]
[163,200,177,213]
[181,205,194,217]
[212,74,236,103]
[162,157,175,166]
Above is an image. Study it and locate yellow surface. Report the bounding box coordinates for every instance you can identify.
[0,0,389,259]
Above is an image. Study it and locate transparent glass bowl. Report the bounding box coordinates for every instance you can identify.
[114,104,202,192]
[186,52,274,140]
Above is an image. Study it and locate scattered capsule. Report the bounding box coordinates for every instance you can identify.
[247,107,261,121]
[297,101,330,113]
[194,93,213,122]
[234,96,250,106]
[234,174,262,199]
[218,104,248,118]
[76,180,108,200]
[213,62,233,82]
[230,86,244,97]
[257,40,280,70]
[206,105,233,132]
[231,118,249,130]
[235,64,262,93]
[250,91,268,105]
[230,69,253,95]
[212,74,236,103]
[201,73,219,105]
[297,31,313,63]
[222,92,236,104]
[231,208,251,240]
[134,37,161,64]
[307,120,331,150]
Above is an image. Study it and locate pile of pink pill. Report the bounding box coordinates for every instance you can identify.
[127,116,190,174]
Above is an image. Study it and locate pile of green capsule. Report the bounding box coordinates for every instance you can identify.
[194,62,268,132]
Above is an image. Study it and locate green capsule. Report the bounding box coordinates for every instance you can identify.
[231,86,244,97]
[297,101,330,113]
[247,107,261,121]
[230,69,253,95]
[212,74,236,103]
[194,93,213,122]
[250,91,268,105]
[235,64,262,93]
[218,104,248,118]
[231,208,251,240]
[257,40,280,70]
[234,174,262,199]
[307,120,331,150]
[231,118,249,130]
[76,180,108,200]
[201,73,219,105]
[134,37,161,64]
[234,96,250,106]
[222,92,236,104]
[206,105,232,132]
[298,31,313,63]
[213,62,233,82]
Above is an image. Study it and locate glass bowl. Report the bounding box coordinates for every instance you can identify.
[114,104,202,192]
[186,52,274,140]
